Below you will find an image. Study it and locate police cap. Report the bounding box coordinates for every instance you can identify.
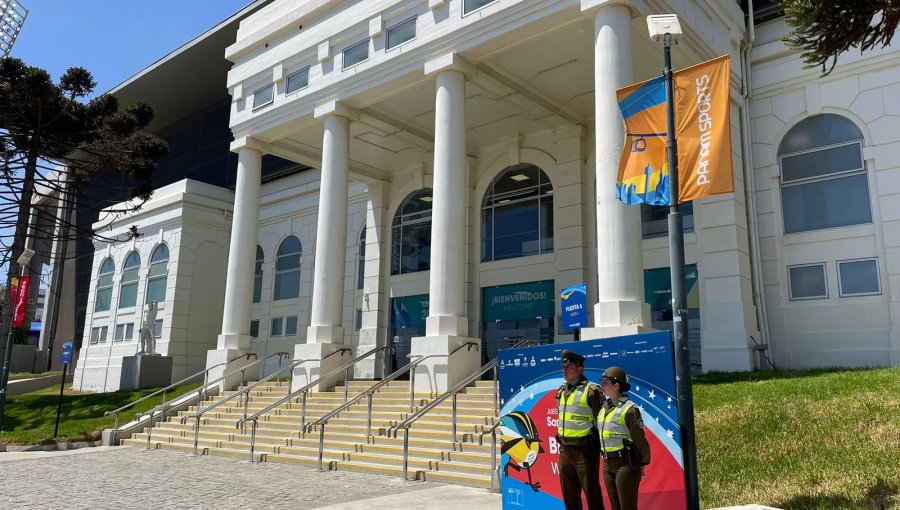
[600,366,631,391]
[560,349,585,366]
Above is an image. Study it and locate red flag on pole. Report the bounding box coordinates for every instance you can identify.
[11,274,30,328]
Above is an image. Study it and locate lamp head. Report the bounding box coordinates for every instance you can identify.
[646,14,682,43]
[17,248,35,266]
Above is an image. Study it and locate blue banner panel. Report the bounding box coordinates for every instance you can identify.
[482,280,555,322]
[390,294,429,328]
[498,332,686,510]
[560,284,588,331]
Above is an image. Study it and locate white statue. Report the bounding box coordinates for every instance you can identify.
[139,301,158,355]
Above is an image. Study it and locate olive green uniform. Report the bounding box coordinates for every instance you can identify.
[599,395,651,510]
[556,376,605,510]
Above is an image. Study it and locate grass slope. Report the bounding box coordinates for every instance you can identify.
[695,368,900,510]
[0,383,198,445]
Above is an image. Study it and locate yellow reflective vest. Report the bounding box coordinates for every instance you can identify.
[598,399,636,452]
[557,381,597,438]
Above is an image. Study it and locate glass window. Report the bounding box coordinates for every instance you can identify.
[250,320,260,338]
[343,40,369,69]
[392,189,433,275]
[271,317,284,336]
[779,114,871,234]
[96,326,108,344]
[386,17,416,49]
[837,258,881,297]
[115,324,125,342]
[285,316,298,336]
[252,83,274,109]
[641,202,694,238]
[355,308,363,330]
[274,236,301,300]
[125,323,134,341]
[94,258,115,312]
[153,320,163,338]
[357,227,366,290]
[253,245,264,303]
[286,67,309,94]
[146,244,169,304]
[90,327,100,345]
[481,164,554,262]
[464,0,497,14]
[119,251,141,309]
[788,263,828,300]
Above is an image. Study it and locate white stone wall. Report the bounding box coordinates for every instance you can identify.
[749,18,900,368]
[74,181,234,392]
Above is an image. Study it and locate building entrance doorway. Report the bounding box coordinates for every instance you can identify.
[481,280,555,365]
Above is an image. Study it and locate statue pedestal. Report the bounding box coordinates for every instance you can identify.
[120,354,173,390]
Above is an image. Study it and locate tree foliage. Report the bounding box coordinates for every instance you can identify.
[784,0,900,75]
[0,57,168,346]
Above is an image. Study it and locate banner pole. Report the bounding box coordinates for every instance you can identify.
[663,34,701,510]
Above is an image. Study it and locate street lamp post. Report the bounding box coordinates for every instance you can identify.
[0,247,36,433]
[647,14,701,510]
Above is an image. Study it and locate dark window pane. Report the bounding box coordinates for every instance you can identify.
[464,0,496,13]
[276,253,301,271]
[146,278,167,303]
[124,252,140,269]
[641,202,694,238]
[386,17,416,49]
[779,114,863,154]
[789,265,827,299]
[392,190,433,274]
[481,209,493,262]
[277,236,301,256]
[285,316,298,336]
[838,259,880,296]
[343,40,369,68]
[253,276,262,303]
[274,270,300,300]
[253,84,274,108]
[493,202,540,260]
[782,174,872,233]
[250,320,259,338]
[286,68,309,94]
[781,143,863,182]
[95,288,112,312]
[540,199,554,252]
[151,245,169,263]
[271,317,283,336]
[119,283,138,308]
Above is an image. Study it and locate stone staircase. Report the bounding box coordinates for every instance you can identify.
[123,379,500,488]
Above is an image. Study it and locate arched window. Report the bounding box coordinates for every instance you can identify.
[274,236,301,300]
[482,164,553,261]
[94,258,115,312]
[145,244,169,304]
[253,245,264,303]
[392,189,433,275]
[118,251,141,308]
[778,114,871,233]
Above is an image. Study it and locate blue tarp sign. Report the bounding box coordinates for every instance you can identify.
[560,284,587,331]
[497,332,687,509]
[60,342,73,365]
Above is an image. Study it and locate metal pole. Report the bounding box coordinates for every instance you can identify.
[318,426,326,471]
[663,34,700,510]
[367,394,373,437]
[451,394,458,443]
[112,413,119,446]
[193,416,201,456]
[53,362,69,437]
[249,419,258,463]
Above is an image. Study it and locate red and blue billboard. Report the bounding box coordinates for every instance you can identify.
[498,332,686,509]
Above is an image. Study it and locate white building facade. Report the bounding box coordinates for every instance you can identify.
[68,0,900,392]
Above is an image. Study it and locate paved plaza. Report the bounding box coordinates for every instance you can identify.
[0,446,501,509]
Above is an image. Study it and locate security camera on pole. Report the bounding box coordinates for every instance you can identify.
[0,247,36,432]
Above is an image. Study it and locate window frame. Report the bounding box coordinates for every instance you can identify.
[94,257,115,312]
[837,257,882,297]
[119,251,141,309]
[253,245,264,304]
[342,39,370,70]
[391,189,433,275]
[481,165,554,262]
[386,16,417,50]
[252,83,275,109]
[463,0,498,15]
[146,244,169,304]
[273,236,302,301]
[787,262,829,301]
[285,67,310,94]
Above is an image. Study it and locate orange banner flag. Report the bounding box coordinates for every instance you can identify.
[616,55,734,204]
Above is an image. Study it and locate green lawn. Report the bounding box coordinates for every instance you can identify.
[8,371,62,381]
[694,367,900,510]
[0,382,199,445]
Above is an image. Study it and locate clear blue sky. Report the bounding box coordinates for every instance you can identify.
[9,0,253,95]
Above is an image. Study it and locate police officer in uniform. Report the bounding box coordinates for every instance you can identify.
[556,349,604,510]
[598,367,651,510]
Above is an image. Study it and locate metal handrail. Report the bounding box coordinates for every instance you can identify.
[236,345,388,462]
[133,351,289,450]
[306,341,479,471]
[388,338,534,480]
[478,421,503,492]
[179,352,296,456]
[103,352,258,446]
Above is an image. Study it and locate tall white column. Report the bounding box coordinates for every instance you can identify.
[294,102,356,392]
[307,111,350,343]
[427,67,468,336]
[208,139,262,388]
[409,54,481,394]
[582,1,651,337]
